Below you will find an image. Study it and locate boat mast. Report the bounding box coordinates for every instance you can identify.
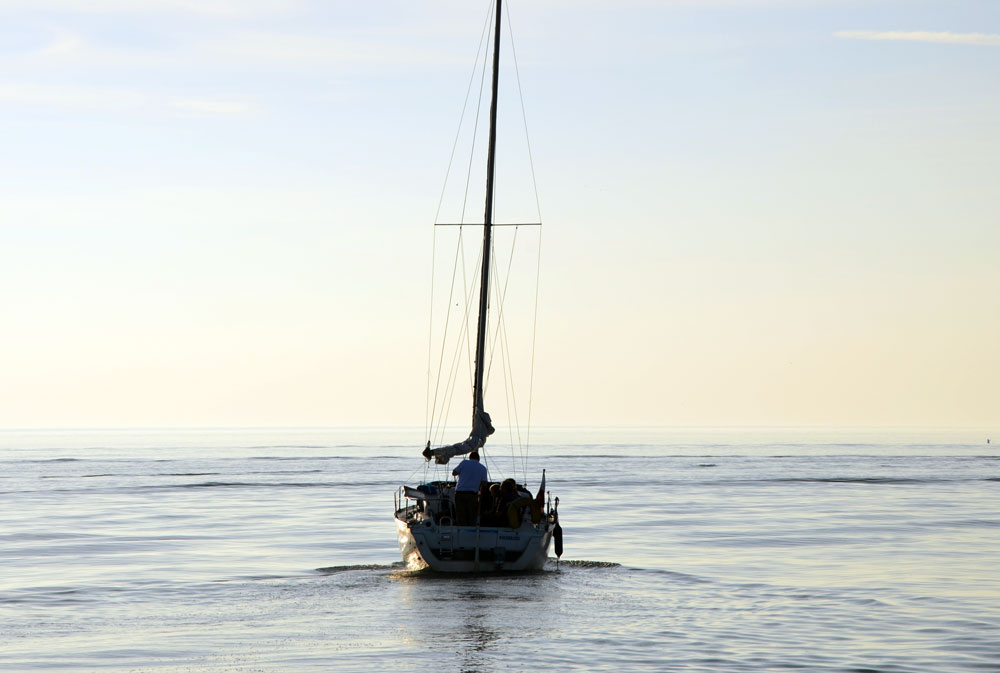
[422,0,502,463]
[472,0,503,433]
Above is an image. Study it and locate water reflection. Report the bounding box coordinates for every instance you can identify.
[392,569,562,672]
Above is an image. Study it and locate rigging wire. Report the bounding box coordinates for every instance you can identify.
[480,216,535,482]
[425,226,436,446]
[460,3,495,226]
[437,0,492,445]
[432,2,495,226]
[421,0,545,486]
[460,228,476,410]
[501,235,532,483]
[439,0,493,457]
[525,228,543,466]
[491,239,526,483]
[506,0,545,463]
[427,0,494,449]
[428,228,465,443]
[482,227,518,396]
[505,0,544,223]
[428,0,494,474]
[484,227,525,469]
[437,242,481,447]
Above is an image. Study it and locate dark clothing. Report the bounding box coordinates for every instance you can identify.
[455,491,478,526]
[478,492,494,519]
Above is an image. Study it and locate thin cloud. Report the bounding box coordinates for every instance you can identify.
[0,0,301,15]
[0,81,254,118]
[835,30,1000,47]
[169,97,253,117]
[0,81,144,110]
[197,32,463,70]
[9,27,462,74]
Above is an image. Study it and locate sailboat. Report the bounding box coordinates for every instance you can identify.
[393,0,562,572]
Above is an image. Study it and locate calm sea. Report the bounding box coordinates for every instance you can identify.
[2,427,998,672]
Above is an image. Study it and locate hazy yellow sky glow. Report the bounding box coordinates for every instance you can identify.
[1,0,997,429]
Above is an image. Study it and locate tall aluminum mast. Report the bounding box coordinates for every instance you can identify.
[422,0,502,463]
[472,0,503,432]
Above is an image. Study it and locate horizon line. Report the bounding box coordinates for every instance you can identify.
[0,424,994,432]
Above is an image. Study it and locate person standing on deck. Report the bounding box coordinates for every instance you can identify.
[452,451,488,526]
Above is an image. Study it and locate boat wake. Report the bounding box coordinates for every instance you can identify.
[551,560,620,569]
[315,563,403,575]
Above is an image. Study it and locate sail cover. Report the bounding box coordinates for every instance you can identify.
[423,410,495,464]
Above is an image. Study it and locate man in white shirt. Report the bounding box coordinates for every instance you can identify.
[452,451,488,525]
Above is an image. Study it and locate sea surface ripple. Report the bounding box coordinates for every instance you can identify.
[2,427,998,672]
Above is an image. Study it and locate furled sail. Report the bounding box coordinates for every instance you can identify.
[422,410,494,464]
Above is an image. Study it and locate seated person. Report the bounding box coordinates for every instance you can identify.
[477,481,496,525]
[494,478,526,528]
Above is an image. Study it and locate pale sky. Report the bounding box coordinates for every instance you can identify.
[1,0,997,430]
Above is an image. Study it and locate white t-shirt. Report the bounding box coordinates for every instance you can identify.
[453,458,488,492]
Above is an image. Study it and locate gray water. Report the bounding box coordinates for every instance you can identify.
[2,427,999,672]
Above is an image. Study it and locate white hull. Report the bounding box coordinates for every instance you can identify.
[395,507,553,572]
